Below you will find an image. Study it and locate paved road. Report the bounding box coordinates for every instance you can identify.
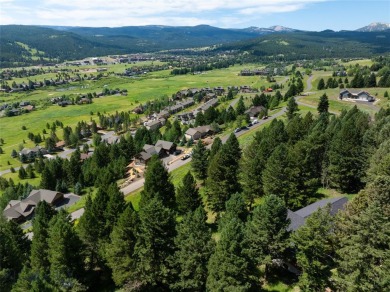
[120,105,287,196]
[306,75,313,91]
[228,96,240,109]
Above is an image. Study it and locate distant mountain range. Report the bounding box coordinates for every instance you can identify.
[356,22,390,32]
[0,23,389,68]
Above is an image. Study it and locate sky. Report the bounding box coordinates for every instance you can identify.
[0,0,389,31]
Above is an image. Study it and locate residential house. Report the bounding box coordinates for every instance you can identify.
[214,86,225,95]
[185,125,213,141]
[132,106,144,114]
[204,93,217,101]
[287,197,348,231]
[19,146,48,160]
[19,101,30,107]
[135,151,153,165]
[55,141,65,150]
[240,85,252,93]
[155,140,177,155]
[3,189,64,223]
[145,120,162,131]
[200,98,219,112]
[245,105,266,118]
[339,89,375,102]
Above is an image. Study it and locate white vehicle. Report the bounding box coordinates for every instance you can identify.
[252,119,259,124]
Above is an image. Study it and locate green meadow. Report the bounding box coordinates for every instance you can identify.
[0,64,280,170]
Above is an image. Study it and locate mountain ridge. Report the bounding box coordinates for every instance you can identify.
[356,22,390,32]
[1,23,389,68]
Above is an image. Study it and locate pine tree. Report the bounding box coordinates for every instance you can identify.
[334,201,390,291]
[133,198,176,290]
[236,96,246,115]
[176,171,202,215]
[106,203,139,286]
[240,120,288,208]
[77,191,109,272]
[333,177,390,291]
[296,78,304,93]
[317,93,329,115]
[366,72,377,87]
[191,140,209,182]
[317,78,325,90]
[292,206,334,291]
[47,210,85,290]
[30,201,57,274]
[195,112,206,126]
[209,136,222,160]
[206,218,255,291]
[104,183,126,235]
[0,219,30,291]
[286,97,299,120]
[18,167,26,180]
[328,107,370,193]
[243,195,290,278]
[172,207,214,291]
[140,155,176,209]
[262,144,291,204]
[218,193,248,230]
[206,134,241,213]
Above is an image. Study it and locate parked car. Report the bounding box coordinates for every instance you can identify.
[174,149,182,155]
[234,128,241,133]
[181,154,190,160]
[262,116,268,120]
[252,119,259,124]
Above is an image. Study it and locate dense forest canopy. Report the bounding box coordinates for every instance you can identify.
[1,103,389,291]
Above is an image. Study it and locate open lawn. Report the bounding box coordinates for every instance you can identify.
[0,64,282,171]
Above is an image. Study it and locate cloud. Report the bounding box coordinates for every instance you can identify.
[1,0,329,27]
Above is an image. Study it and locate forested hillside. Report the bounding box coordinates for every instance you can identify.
[0,25,147,68]
[218,31,390,61]
[1,25,389,68]
[1,101,389,291]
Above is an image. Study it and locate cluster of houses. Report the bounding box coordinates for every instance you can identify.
[339,89,375,102]
[0,79,70,93]
[137,98,197,131]
[114,54,155,63]
[174,86,224,99]
[240,68,270,76]
[50,96,92,106]
[0,101,35,116]
[176,98,219,125]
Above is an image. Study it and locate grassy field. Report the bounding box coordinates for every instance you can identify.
[0,64,280,171]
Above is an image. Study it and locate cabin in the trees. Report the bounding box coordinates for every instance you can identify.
[287,197,348,231]
[2,189,79,223]
[339,89,375,102]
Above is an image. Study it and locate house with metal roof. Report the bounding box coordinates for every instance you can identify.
[287,197,348,231]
